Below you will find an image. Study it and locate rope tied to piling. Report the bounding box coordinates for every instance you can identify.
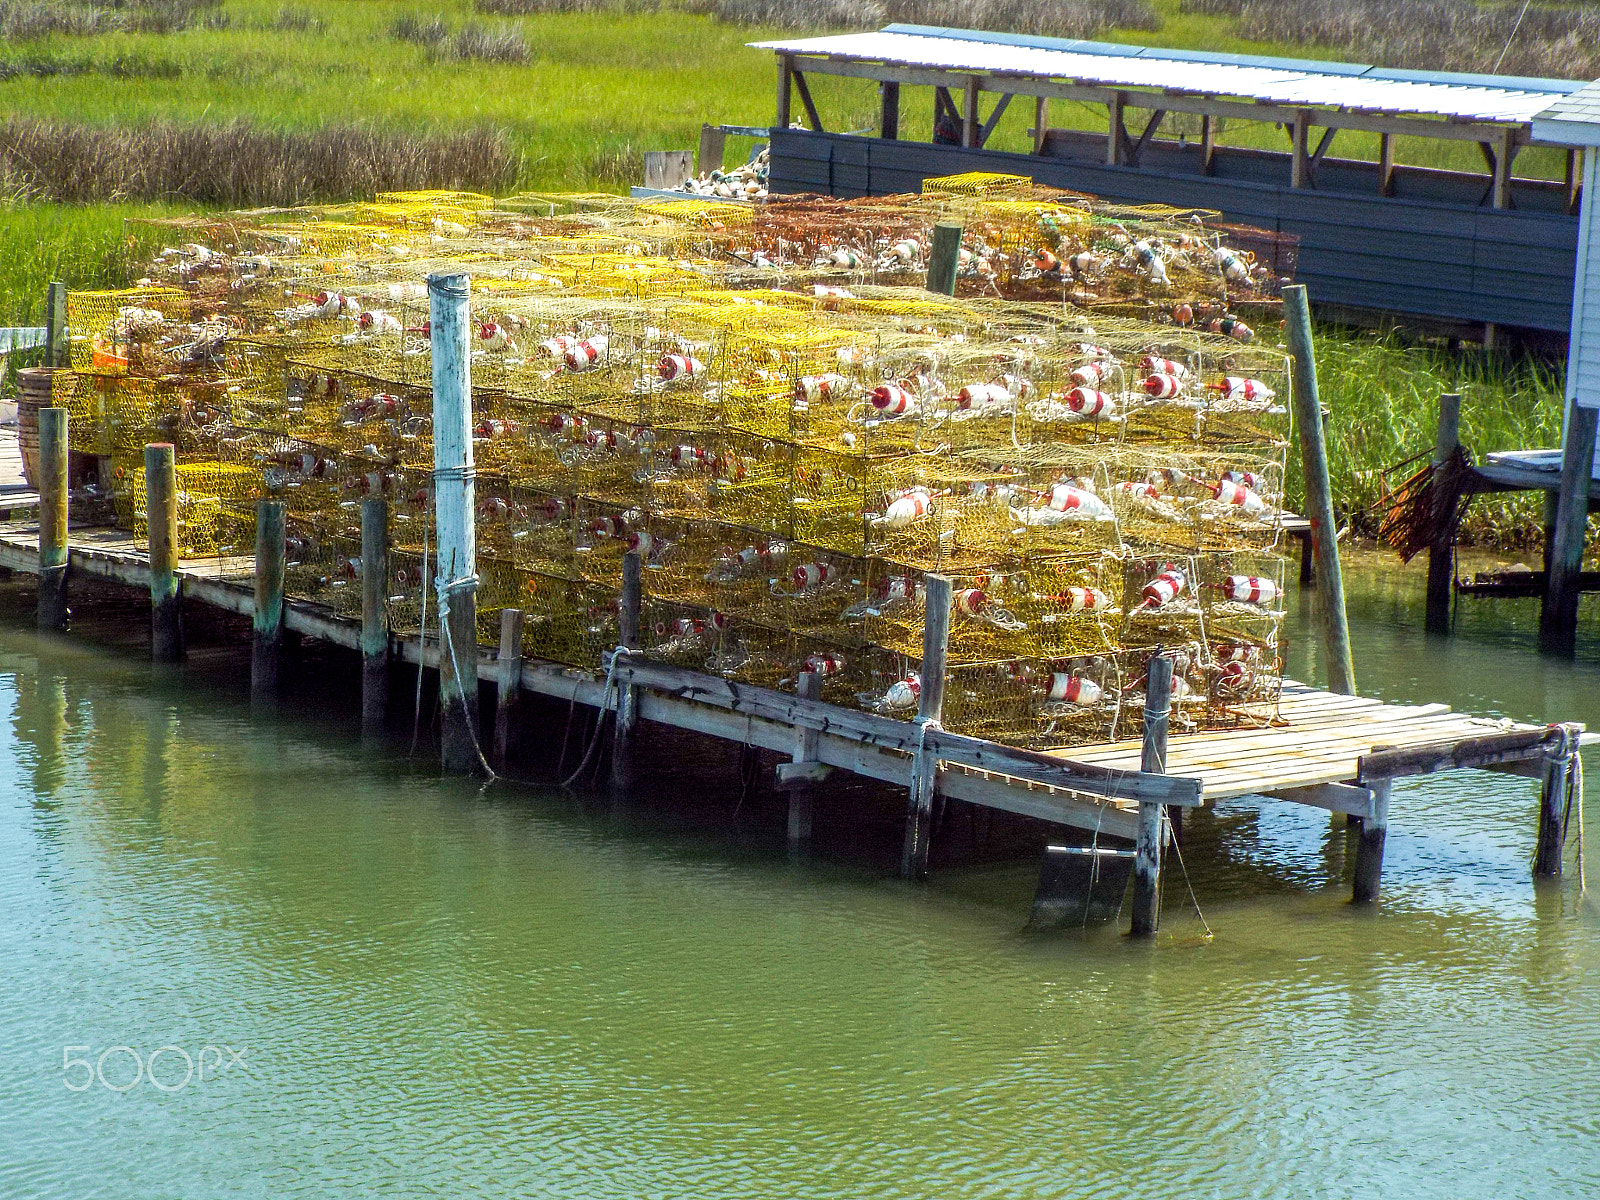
[560,644,632,789]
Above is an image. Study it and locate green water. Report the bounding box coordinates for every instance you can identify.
[2,555,1598,1199]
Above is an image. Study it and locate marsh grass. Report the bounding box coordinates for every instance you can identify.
[0,118,521,205]
[392,13,529,59]
[1308,329,1564,547]
[1181,0,1600,79]
[0,0,222,38]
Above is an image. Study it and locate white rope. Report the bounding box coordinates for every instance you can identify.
[560,643,631,788]
[1492,0,1533,74]
[435,574,497,781]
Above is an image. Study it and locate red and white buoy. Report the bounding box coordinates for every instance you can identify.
[1213,477,1267,515]
[792,561,836,590]
[1139,355,1189,379]
[564,335,608,371]
[1143,372,1185,399]
[953,588,989,616]
[1140,565,1188,609]
[805,652,845,675]
[879,674,921,711]
[477,322,513,351]
[1220,469,1266,490]
[1047,673,1103,705]
[875,488,934,529]
[957,382,1010,410]
[658,354,704,382]
[796,373,847,404]
[537,334,575,359]
[1055,586,1112,612]
[1046,483,1114,522]
[1210,376,1275,403]
[1074,341,1112,360]
[1219,575,1278,604]
[870,384,916,415]
[1063,387,1113,418]
[1069,360,1115,387]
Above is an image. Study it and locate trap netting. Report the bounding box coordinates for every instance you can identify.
[60,183,1304,748]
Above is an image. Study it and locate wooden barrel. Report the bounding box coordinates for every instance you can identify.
[17,367,62,489]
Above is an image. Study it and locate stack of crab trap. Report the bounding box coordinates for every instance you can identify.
[56,173,1298,749]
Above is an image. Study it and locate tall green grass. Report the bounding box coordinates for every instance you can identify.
[0,201,169,325]
[1310,329,1565,547]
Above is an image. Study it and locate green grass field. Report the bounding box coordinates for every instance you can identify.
[0,0,1571,542]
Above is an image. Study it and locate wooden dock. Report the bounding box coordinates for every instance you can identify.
[0,516,1587,921]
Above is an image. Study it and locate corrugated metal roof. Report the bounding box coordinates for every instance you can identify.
[1533,80,1600,146]
[752,28,1584,125]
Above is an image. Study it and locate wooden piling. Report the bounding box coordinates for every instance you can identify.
[1351,777,1392,902]
[879,80,899,140]
[926,223,962,297]
[493,607,525,769]
[902,574,950,880]
[144,442,183,662]
[36,406,69,630]
[1425,392,1462,635]
[1283,285,1356,696]
[1535,742,1572,877]
[360,496,389,739]
[251,499,285,697]
[786,667,823,854]
[610,550,642,792]
[428,270,480,773]
[1539,399,1597,658]
[45,280,67,368]
[1131,652,1171,936]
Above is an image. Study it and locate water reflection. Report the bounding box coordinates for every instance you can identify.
[0,558,1595,1198]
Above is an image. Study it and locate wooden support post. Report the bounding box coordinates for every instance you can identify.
[145,442,183,662]
[1106,92,1124,165]
[1032,95,1047,154]
[902,574,950,881]
[879,81,899,140]
[1425,392,1462,636]
[251,499,285,698]
[611,550,642,792]
[1566,148,1582,215]
[1130,653,1171,936]
[1291,110,1311,188]
[1534,738,1574,877]
[1541,488,1559,586]
[429,271,480,774]
[1283,285,1357,695]
[493,607,525,769]
[962,76,980,149]
[1378,132,1395,196]
[360,496,389,739]
[788,667,822,854]
[1492,127,1514,209]
[792,69,823,133]
[1200,113,1215,176]
[1298,530,1315,587]
[776,54,792,128]
[1351,778,1391,903]
[698,123,726,174]
[1540,400,1597,657]
[45,280,67,368]
[926,222,962,296]
[36,406,68,630]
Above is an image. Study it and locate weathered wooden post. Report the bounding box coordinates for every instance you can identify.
[1539,399,1597,658]
[610,550,642,792]
[785,667,823,856]
[251,499,285,698]
[493,607,525,769]
[36,407,69,630]
[1131,652,1171,936]
[1352,777,1392,903]
[1534,729,1578,877]
[902,574,950,880]
[45,280,67,367]
[879,81,900,140]
[927,223,962,296]
[429,270,480,773]
[1425,392,1462,635]
[360,496,389,739]
[145,442,183,662]
[1283,284,1356,695]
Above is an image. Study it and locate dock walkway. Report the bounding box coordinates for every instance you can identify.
[0,519,1586,880]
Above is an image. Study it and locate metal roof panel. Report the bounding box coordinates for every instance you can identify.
[750,29,1584,125]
